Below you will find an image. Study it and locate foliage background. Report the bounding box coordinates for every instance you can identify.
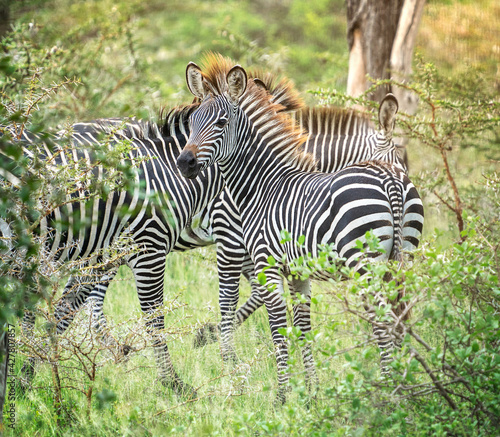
[1,0,500,435]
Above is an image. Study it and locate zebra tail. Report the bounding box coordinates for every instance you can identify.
[387,174,411,322]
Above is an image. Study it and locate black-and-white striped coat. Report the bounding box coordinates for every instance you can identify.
[5,105,224,396]
[177,56,424,403]
[202,97,410,359]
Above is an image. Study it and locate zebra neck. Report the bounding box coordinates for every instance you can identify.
[219,127,300,214]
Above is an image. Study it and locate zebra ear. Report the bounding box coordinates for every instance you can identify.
[226,65,247,103]
[253,78,268,91]
[378,93,399,137]
[186,62,207,99]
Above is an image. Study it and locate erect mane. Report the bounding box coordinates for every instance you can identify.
[199,53,316,172]
[160,103,199,138]
[246,68,304,113]
[296,106,375,137]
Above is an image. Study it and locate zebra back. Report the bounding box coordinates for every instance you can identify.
[3,103,223,264]
[295,100,407,173]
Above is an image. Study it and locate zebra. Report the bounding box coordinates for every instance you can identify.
[53,118,215,345]
[196,92,408,361]
[9,70,305,390]
[5,118,214,358]
[5,104,226,397]
[176,54,424,403]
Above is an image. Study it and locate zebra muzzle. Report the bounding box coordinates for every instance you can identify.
[177,148,201,179]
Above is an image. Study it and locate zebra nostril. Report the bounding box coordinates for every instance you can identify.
[177,150,200,178]
[187,154,197,169]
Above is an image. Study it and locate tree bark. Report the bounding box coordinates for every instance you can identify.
[347,0,425,168]
[347,0,405,103]
[390,0,426,139]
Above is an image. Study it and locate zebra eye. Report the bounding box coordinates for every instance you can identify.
[215,118,227,128]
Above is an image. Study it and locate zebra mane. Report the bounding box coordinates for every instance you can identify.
[160,103,199,138]
[246,68,304,113]
[199,52,316,172]
[296,106,375,136]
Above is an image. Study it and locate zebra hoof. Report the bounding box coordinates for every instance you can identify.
[193,323,219,348]
[272,385,292,409]
[166,380,198,400]
[273,393,287,409]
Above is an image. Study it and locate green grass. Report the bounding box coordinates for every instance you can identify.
[11,251,369,436]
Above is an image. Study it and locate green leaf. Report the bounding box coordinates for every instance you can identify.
[257,272,267,286]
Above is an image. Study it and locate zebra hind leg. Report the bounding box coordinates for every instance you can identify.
[290,278,319,399]
[369,290,402,379]
[86,269,133,359]
[18,276,92,391]
[54,276,94,334]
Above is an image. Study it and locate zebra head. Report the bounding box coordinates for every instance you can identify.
[177,62,247,179]
[373,94,407,171]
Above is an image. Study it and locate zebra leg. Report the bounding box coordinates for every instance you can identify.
[85,268,131,356]
[371,312,398,378]
[215,242,245,363]
[234,257,265,326]
[54,276,94,334]
[193,253,265,349]
[256,272,290,405]
[131,255,196,399]
[289,278,318,393]
[364,284,399,378]
[19,276,95,389]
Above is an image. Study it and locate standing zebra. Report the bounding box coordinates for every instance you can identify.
[16,72,302,350]
[177,55,424,403]
[7,104,225,397]
[198,92,409,361]
[11,71,303,391]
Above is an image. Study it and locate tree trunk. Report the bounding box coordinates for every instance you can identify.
[347,0,426,167]
[347,0,405,103]
[390,0,426,148]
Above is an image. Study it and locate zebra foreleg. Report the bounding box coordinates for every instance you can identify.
[146,312,197,399]
[256,274,290,406]
[133,259,196,399]
[289,278,318,395]
[195,239,246,361]
[215,244,244,363]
